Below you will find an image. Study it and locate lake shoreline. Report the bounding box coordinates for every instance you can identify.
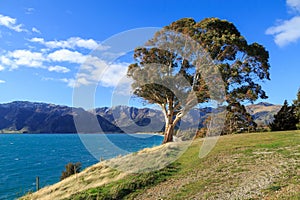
[0,133,163,200]
[0,132,164,135]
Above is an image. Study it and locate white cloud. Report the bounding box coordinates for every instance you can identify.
[59,78,77,87]
[75,59,131,90]
[30,37,107,50]
[0,80,5,84]
[0,26,128,89]
[0,55,12,66]
[112,76,133,96]
[0,49,47,70]
[41,77,77,87]
[69,37,99,49]
[266,16,300,47]
[98,63,129,87]
[0,47,96,74]
[60,78,92,88]
[48,49,87,64]
[32,27,41,34]
[0,14,27,32]
[48,65,70,73]
[30,37,44,43]
[287,0,300,12]
[266,0,300,47]
[8,49,45,68]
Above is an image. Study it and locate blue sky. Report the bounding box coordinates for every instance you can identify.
[0,0,299,108]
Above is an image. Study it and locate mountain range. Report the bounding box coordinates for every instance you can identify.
[245,102,282,126]
[0,101,281,133]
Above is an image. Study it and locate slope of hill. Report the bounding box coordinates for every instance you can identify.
[20,130,300,199]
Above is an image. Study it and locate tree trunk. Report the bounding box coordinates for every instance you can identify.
[160,99,183,144]
[163,124,174,144]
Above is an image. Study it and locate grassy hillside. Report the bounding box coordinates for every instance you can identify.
[21,130,299,200]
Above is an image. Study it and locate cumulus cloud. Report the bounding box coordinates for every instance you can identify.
[266,0,300,46]
[0,55,12,67]
[48,65,70,73]
[48,49,87,64]
[266,16,300,46]
[0,49,74,72]
[74,58,132,92]
[0,48,131,89]
[30,37,108,50]
[2,50,45,69]
[287,0,300,12]
[41,77,76,87]
[0,48,94,74]
[0,80,5,84]
[42,47,132,89]
[58,77,94,88]
[60,78,77,87]
[97,63,130,87]
[32,27,41,34]
[0,14,27,32]
[0,20,129,89]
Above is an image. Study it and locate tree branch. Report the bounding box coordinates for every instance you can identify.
[173,111,184,126]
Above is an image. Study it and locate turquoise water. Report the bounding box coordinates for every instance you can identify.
[0,134,163,200]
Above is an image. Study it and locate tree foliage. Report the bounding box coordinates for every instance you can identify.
[163,18,270,102]
[197,102,256,137]
[222,102,257,134]
[269,100,298,131]
[127,17,270,143]
[293,88,300,128]
[60,162,82,181]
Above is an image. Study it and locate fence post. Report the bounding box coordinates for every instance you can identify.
[36,176,40,191]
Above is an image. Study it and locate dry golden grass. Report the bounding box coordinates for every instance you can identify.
[20,162,127,200]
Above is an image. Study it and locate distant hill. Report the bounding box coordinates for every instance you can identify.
[94,106,165,133]
[94,106,210,133]
[246,102,282,127]
[0,101,281,133]
[0,101,122,133]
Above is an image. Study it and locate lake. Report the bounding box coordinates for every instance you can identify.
[0,133,163,200]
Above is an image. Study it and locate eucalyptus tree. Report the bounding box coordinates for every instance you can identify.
[127,18,270,143]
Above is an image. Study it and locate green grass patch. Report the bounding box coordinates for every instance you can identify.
[256,141,284,149]
[231,167,249,173]
[68,163,180,200]
[267,185,283,191]
[168,178,217,200]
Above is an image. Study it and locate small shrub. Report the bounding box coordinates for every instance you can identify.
[60,162,82,181]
